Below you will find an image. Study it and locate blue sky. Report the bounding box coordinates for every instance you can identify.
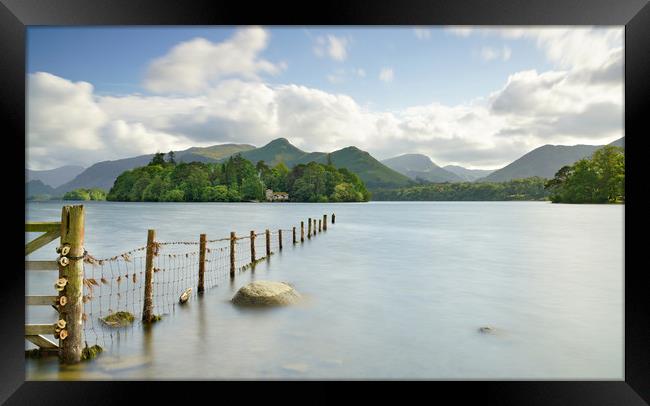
[27,26,623,170]
[28,26,554,109]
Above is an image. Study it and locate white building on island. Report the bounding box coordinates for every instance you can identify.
[265,189,289,202]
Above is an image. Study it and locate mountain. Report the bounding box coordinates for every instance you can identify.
[443,165,495,182]
[477,137,625,182]
[381,154,462,183]
[320,146,413,189]
[238,138,310,166]
[609,137,624,148]
[236,139,412,189]
[26,179,56,198]
[55,144,253,193]
[26,165,85,188]
[185,143,256,160]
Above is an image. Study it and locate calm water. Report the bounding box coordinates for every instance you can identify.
[25,201,624,380]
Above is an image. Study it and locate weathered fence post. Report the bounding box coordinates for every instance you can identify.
[318,219,322,233]
[58,205,84,364]
[323,214,328,231]
[265,229,271,257]
[332,213,336,224]
[250,230,256,263]
[230,232,236,278]
[313,219,318,235]
[300,221,305,243]
[278,229,283,251]
[308,218,312,239]
[292,227,297,244]
[143,229,156,323]
[198,233,206,294]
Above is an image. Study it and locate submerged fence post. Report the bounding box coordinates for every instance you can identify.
[278,229,283,251]
[313,219,318,236]
[58,205,84,364]
[300,222,305,243]
[332,213,336,224]
[250,230,256,263]
[265,229,271,257]
[292,227,297,244]
[143,229,156,323]
[230,232,236,278]
[323,214,327,231]
[198,233,206,294]
[308,218,312,239]
[318,219,322,233]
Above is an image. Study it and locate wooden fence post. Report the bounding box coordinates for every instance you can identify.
[323,214,328,231]
[300,222,305,243]
[265,229,271,257]
[198,233,206,294]
[332,213,336,224]
[313,219,318,235]
[250,230,256,263]
[58,205,84,364]
[308,218,312,239]
[230,232,236,278]
[143,229,156,323]
[278,229,283,251]
[318,219,322,233]
[292,227,297,244]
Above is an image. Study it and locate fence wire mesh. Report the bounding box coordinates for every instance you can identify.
[70,215,333,346]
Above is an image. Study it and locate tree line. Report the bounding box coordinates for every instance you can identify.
[544,146,624,203]
[371,177,549,201]
[63,188,107,201]
[106,152,370,203]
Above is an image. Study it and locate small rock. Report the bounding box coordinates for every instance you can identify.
[478,326,495,334]
[232,280,301,306]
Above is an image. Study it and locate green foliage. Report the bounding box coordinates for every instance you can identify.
[372,177,549,201]
[545,145,624,203]
[107,154,369,203]
[63,188,107,201]
[149,152,166,166]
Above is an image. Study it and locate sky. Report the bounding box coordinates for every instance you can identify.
[27,26,624,170]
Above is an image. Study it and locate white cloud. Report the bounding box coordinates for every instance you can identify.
[445,26,473,37]
[357,68,366,77]
[414,28,432,40]
[479,46,512,62]
[379,67,394,82]
[313,35,349,61]
[28,27,623,170]
[143,26,284,94]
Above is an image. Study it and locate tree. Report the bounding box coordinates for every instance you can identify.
[149,152,166,166]
[167,151,176,164]
[240,176,264,201]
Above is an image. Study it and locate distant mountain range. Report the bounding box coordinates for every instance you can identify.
[477,137,624,182]
[39,138,411,196]
[26,136,624,198]
[26,165,85,188]
[380,154,463,183]
[443,165,494,182]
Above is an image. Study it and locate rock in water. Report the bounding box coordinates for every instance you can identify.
[232,281,301,306]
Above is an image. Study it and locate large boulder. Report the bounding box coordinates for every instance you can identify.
[232,281,301,306]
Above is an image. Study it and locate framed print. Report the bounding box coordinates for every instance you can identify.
[2,0,648,404]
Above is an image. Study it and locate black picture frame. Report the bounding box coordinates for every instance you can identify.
[3,0,648,404]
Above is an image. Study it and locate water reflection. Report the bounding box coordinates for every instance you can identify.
[25,201,623,379]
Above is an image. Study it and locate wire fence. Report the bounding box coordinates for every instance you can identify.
[76,214,333,346]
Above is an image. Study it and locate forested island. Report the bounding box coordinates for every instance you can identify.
[544,146,624,204]
[63,188,107,201]
[106,152,370,203]
[371,177,549,201]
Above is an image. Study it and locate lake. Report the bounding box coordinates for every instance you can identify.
[25,201,624,379]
